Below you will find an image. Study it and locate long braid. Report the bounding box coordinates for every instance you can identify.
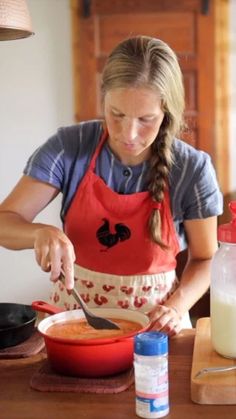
[148,115,174,248]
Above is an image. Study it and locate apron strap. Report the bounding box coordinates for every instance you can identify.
[89,129,108,171]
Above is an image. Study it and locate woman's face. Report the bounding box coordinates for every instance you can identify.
[104,86,164,165]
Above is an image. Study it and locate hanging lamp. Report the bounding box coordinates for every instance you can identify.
[0,0,33,41]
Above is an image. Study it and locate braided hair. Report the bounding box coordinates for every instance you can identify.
[101,36,185,247]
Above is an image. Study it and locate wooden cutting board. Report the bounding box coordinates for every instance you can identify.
[191,317,236,404]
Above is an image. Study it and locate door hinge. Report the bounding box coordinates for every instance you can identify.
[82,0,91,18]
[201,0,210,15]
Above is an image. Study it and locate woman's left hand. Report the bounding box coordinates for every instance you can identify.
[148,305,182,337]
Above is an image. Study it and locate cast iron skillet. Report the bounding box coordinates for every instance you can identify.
[0,303,37,349]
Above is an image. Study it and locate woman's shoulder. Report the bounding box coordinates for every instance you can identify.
[170,138,223,219]
[58,119,103,139]
[56,120,103,155]
[170,137,214,185]
[23,120,103,190]
[171,138,208,168]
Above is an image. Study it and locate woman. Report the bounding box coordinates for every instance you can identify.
[0,36,222,336]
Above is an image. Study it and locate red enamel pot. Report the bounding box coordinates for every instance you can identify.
[32,300,150,378]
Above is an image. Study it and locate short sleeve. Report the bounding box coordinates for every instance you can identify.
[23,121,103,222]
[183,152,223,219]
[170,140,223,250]
[23,134,64,190]
[170,139,223,222]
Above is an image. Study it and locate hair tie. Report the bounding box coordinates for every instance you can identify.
[152,201,161,210]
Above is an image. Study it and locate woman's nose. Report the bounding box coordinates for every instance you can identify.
[122,118,138,141]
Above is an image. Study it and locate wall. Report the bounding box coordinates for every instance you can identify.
[0,0,235,304]
[0,0,74,303]
[230,0,236,190]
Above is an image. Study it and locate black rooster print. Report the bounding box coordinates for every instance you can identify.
[96,218,131,250]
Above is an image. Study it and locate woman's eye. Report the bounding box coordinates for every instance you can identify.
[112,112,123,119]
[139,117,153,123]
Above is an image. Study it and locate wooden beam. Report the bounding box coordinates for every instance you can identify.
[214,0,230,194]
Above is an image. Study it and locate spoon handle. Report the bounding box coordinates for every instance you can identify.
[69,285,97,317]
[58,273,120,330]
[59,273,88,312]
[195,365,236,378]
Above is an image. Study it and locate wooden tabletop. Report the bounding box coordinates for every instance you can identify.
[1,329,236,419]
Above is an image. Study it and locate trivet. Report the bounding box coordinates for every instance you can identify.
[0,329,44,359]
[30,360,134,393]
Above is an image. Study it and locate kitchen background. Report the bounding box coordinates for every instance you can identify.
[0,0,235,304]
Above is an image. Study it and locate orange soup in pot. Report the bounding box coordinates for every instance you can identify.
[47,318,141,340]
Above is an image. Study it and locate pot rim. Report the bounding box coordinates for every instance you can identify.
[38,307,151,346]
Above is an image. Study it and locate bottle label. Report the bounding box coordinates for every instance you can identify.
[134,360,169,417]
[136,396,169,414]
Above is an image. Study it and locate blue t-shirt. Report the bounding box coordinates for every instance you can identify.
[23,120,223,250]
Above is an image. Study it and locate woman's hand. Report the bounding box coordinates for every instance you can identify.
[34,226,76,289]
[148,305,182,337]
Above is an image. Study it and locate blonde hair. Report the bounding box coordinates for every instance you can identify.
[101,36,185,247]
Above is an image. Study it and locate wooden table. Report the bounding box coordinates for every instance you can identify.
[1,329,236,419]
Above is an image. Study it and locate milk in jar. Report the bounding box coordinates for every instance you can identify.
[210,201,236,358]
[211,290,236,358]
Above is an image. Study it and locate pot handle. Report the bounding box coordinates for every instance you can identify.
[31,300,64,315]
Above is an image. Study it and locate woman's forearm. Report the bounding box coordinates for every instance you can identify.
[0,210,75,288]
[0,210,49,250]
[165,257,212,317]
[0,176,61,250]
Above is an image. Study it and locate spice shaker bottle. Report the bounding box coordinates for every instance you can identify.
[134,332,169,419]
[210,201,236,358]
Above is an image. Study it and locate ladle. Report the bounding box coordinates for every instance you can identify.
[195,365,236,379]
[59,273,120,330]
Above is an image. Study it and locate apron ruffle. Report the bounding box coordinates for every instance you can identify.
[49,264,192,328]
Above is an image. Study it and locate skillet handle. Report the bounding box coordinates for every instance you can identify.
[31,300,64,315]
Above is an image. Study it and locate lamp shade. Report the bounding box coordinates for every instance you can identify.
[0,0,33,40]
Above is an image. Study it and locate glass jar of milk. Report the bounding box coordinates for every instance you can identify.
[211,201,236,358]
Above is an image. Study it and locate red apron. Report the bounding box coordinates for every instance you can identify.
[64,131,179,275]
[50,130,185,316]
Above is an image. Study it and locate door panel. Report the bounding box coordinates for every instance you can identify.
[71,0,229,190]
[98,13,195,55]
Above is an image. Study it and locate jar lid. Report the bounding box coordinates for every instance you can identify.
[134,331,168,356]
[218,201,236,243]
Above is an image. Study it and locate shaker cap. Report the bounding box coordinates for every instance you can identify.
[134,331,168,356]
[218,201,236,243]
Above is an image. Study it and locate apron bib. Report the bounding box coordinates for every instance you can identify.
[50,130,191,327]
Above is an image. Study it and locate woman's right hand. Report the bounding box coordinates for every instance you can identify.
[34,225,76,289]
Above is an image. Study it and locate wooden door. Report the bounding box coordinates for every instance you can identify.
[71,0,229,192]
